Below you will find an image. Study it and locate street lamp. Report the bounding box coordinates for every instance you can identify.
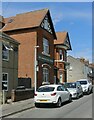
[34,46,39,92]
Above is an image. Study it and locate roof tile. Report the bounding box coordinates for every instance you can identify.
[3,8,48,31]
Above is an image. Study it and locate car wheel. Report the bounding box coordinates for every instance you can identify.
[76,93,79,99]
[81,92,84,97]
[35,103,40,108]
[87,89,90,95]
[56,98,62,107]
[91,88,93,93]
[69,95,72,102]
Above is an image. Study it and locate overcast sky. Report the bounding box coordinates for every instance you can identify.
[1,2,93,63]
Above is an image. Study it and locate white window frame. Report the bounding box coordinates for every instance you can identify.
[2,73,8,91]
[43,38,49,55]
[2,44,9,61]
[43,68,49,82]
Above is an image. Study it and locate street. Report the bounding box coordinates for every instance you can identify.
[5,93,92,118]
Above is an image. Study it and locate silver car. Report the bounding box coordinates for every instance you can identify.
[77,79,93,94]
[64,82,83,99]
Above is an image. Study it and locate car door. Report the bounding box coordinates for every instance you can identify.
[57,86,65,102]
[61,86,69,102]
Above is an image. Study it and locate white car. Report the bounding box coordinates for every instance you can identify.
[77,79,93,94]
[64,82,83,99]
[34,84,72,107]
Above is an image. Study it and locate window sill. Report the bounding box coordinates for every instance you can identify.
[42,52,50,57]
[2,59,9,62]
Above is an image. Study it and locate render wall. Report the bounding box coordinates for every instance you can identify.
[67,56,85,82]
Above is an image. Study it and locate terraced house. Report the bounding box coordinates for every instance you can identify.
[3,9,57,89]
[54,32,72,83]
[0,31,19,97]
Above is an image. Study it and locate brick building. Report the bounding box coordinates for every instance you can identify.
[54,32,72,83]
[3,9,56,89]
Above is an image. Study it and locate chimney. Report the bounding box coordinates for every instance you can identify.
[80,57,85,63]
[0,15,5,29]
[84,60,89,65]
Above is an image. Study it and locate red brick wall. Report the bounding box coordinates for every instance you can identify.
[5,28,55,88]
[54,47,67,83]
[5,30,37,87]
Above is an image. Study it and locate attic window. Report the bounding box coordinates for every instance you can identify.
[8,19,14,23]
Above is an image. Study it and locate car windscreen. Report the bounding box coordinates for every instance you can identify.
[65,83,76,88]
[38,87,55,92]
[78,81,87,85]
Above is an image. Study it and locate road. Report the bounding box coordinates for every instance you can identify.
[5,93,93,118]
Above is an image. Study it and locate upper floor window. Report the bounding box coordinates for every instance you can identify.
[43,68,49,82]
[59,50,63,60]
[2,44,9,61]
[43,38,49,55]
[2,73,8,91]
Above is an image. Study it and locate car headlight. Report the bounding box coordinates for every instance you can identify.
[73,93,77,95]
[84,86,87,89]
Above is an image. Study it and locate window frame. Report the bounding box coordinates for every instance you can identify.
[2,73,8,91]
[43,38,49,55]
[59,50,63,60]
[2,44,9,61]
[43,67,49,82]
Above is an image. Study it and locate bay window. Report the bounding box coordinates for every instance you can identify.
[59,50,63,60]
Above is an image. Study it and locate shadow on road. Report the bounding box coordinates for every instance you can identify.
[35,100,73,109]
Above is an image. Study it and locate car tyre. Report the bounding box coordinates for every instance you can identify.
[76,93,79,99]
[87,88,90,95]
[69,95,72,102]
[35,103,40,108]
[56,98,62,107]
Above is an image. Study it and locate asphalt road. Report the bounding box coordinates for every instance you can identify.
[5,93,93,118]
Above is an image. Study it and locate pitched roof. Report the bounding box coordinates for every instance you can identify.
[3,8,56,39]
[3,9,48,31]
[54,31,72,50]
[0,31,20,45]
[54,32,67,45]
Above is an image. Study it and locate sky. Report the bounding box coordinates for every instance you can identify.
[1,2,92,63]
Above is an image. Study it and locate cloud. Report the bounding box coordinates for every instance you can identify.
[52,12,64,25]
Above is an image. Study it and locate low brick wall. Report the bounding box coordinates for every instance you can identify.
[11,89,34,102]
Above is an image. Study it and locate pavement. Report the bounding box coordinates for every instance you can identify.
[0,98,34,119]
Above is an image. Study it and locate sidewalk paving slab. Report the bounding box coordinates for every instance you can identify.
[1,98,34,118]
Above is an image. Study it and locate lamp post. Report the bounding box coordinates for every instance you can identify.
[34,46,39,92]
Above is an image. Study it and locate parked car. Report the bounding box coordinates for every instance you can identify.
[64,82,83,99]
[77,79,93,94]
[34,84,72,107]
